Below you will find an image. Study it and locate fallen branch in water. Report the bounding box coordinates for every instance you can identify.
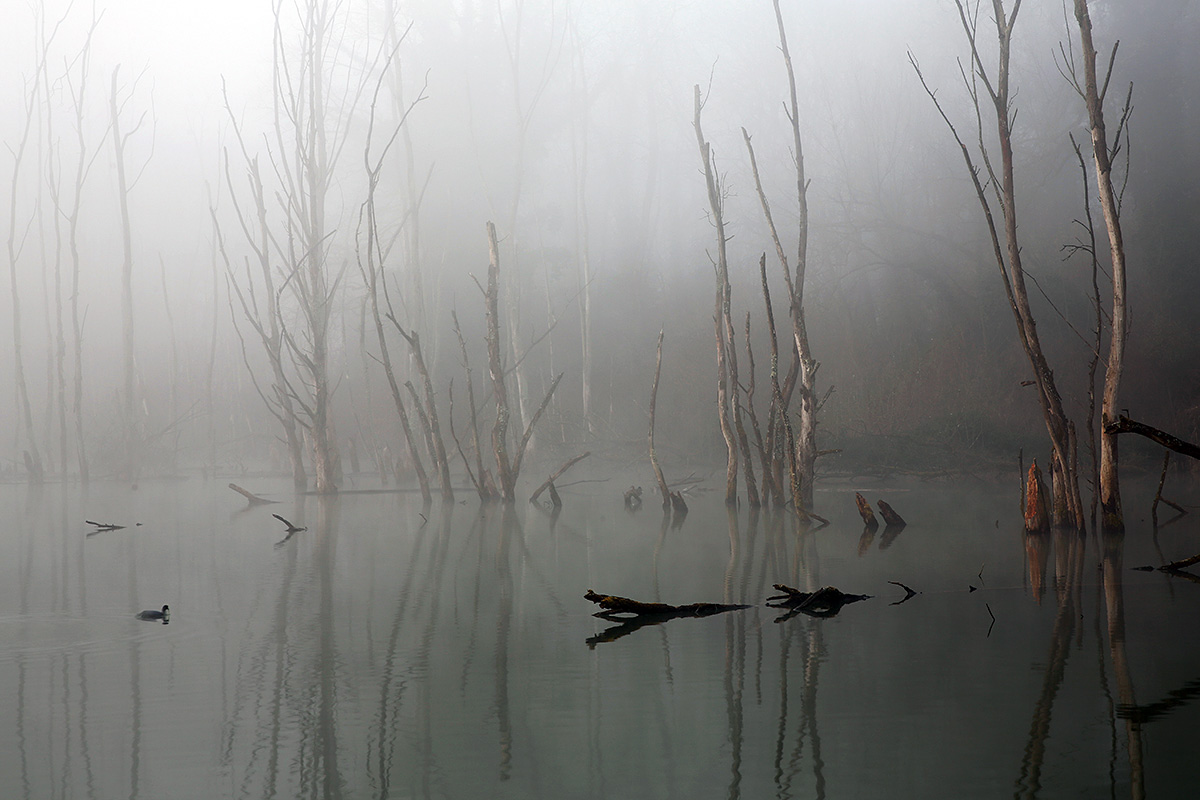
[888,580,917,604]
[529,451,591,505]
[229,483,278,505]
[584,590,748,620]
[85,519,125,532]
[766,584,870,618]
[272,514,306,533]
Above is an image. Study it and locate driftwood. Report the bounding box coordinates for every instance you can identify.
[272,514,306,533]
[86,519,125,532]
[530,451,591,505]
[584,590,748,620]
[766,583,870,619]
[1137,552,1200,575]
[876,499,906,527]
[855,493,878,527]
[229,483,278,505]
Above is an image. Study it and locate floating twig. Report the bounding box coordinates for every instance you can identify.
[888,580,917,605]
[85,519,125,532]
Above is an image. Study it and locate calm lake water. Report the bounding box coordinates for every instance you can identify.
[0,473,1196,799]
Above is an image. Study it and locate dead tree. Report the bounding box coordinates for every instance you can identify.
[647,329,671,509]
[109,65,152,482]
[355,49,432,503]
[483,222,563,502]
[912,1,1084,530]
[62,9,105,482]
[693,84,740,506]
[750,0,821,513]
[1067,0,1131,530]
[4,7,71,482]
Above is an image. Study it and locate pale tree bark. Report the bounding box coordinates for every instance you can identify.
[109,65,151,483]
[484,221,563,503]
[770,0,819,514]
[693,84,739,506]
[216,138,306,490]
[912,0,1085,530]
[1070,0,1129,531]
[62,9,104,483]
[4,6,74,483]
[356,39,433,503]
[485,222,516,502]
[567,18,595,437]
[648,329,670,509]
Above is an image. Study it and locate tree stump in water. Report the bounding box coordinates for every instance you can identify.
[877,499,906,527]
[855,492,878,527]
[1023,460,1050,533]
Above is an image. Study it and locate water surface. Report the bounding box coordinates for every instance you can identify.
[0,476,1195,798]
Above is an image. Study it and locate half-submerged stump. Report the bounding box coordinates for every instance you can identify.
[877,499,905,527]
[1023,460,1050,533]
[855,493,878,527]
[624,486,643,511]
[766,584,871,619]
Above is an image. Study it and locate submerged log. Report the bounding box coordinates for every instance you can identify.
[876,499,906,527]
[855,492,878,527]
[229,483,278,505]
[766,583,871,618]
[584,589,749,620]
[1023,460,1050,534]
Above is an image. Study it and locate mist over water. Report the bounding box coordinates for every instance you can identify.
[1,1,1199,796]
[0,478,1196,798]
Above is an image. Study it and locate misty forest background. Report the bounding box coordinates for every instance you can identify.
[1,0,1196,493]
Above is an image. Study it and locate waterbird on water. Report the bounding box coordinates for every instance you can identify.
[137,605,170,622]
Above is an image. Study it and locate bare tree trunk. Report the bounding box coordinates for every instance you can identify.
[392,324,453,503]
[64,15,101,482]
[5,10,59,483]
[109,66,144,483]
[1072,0,1129,531]
[913,1,1084,530]
[485,222,517,502]
[693,85,739,506]
[648,329,670,509]
[452,309,494,501]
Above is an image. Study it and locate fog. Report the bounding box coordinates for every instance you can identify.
[2,0,1197,485]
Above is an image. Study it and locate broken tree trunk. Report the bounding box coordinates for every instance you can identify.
[855,493,878,527]
[1024,460,1050,534]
